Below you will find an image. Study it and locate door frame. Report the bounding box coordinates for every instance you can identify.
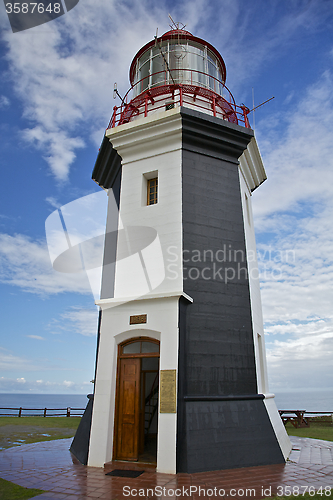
[113,336,160,461]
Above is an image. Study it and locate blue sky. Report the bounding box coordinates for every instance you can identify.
[0,0,333,395]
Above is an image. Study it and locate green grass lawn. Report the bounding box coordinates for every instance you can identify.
[0,416,81,429]
[285,421,333,442]
[0,416,81,450]
[0,418,80,498]
[0,478,44,500]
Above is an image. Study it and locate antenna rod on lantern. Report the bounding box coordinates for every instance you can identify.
[168,14,187,45]
[154,28,176,86]
[248,96,275,113]
[113,83,126,106]
[168,13,187,31]
[168,13,178,29]
[252,88,255,130]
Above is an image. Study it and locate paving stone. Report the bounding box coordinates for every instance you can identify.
[0,437,332,500]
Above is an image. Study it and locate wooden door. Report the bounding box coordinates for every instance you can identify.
[115,358,141,461]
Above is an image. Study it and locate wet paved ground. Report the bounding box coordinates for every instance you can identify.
[0,437,332,499]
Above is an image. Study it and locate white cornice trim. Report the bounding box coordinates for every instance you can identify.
[106,108,266,188]
[95,291,193,310]
[105,107,183,164]
[239,137,267,192]
[263,393,276,399]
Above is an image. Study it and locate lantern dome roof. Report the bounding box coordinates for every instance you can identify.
[129,28,227,85]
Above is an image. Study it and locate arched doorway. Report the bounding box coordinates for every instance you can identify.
[113,337,160,463]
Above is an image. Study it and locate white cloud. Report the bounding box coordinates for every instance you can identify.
[45,196,62,210]
[255,199,333,391]
[61,307,98,336]
[0,347,40,372]
[265,318,333,337]
[258,202,333,324]
[23,127,85,181]
[248,67,333,391]
[63,380,75,388]
[0,233,92,295]
[2,0,329,181]
[178,0,331,94]
[268,331,333,362]
[266,329,333,391]
[0,376,92,393]
[0,95,10,108]
[27,335,45,340]
[253,70,333,221]
[1,1,171,180]
[48,306,99,337]
[257,205,333,331]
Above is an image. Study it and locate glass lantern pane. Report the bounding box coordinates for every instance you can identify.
[151,53,166,87]
[187,44,205,86]
[208,61,217,91]
[138,60,150,93]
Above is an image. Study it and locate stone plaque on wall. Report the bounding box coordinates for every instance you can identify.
[129,314,147,325]
[160,370,177,413]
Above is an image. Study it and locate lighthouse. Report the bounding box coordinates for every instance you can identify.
[85,26,291,474]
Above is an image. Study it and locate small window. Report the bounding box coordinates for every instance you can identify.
[147,177,158,205]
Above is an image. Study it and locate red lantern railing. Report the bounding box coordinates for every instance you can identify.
[107,69,251,130]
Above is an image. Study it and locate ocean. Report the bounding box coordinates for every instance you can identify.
[0,390,332,415]
[0,393,89,416]
[273,389,333,412]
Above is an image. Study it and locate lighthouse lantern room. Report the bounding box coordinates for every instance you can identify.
[109,27,249,129]
[78,25,291,474]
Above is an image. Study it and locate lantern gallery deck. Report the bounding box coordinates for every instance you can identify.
[0,437,332,499]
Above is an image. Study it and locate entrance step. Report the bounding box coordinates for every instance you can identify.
[104,460,156,473]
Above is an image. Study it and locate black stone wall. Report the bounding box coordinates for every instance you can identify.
[70,395,94,465]
[176,108,284,473]
[100,167,122,299]
[181,147,257,396]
